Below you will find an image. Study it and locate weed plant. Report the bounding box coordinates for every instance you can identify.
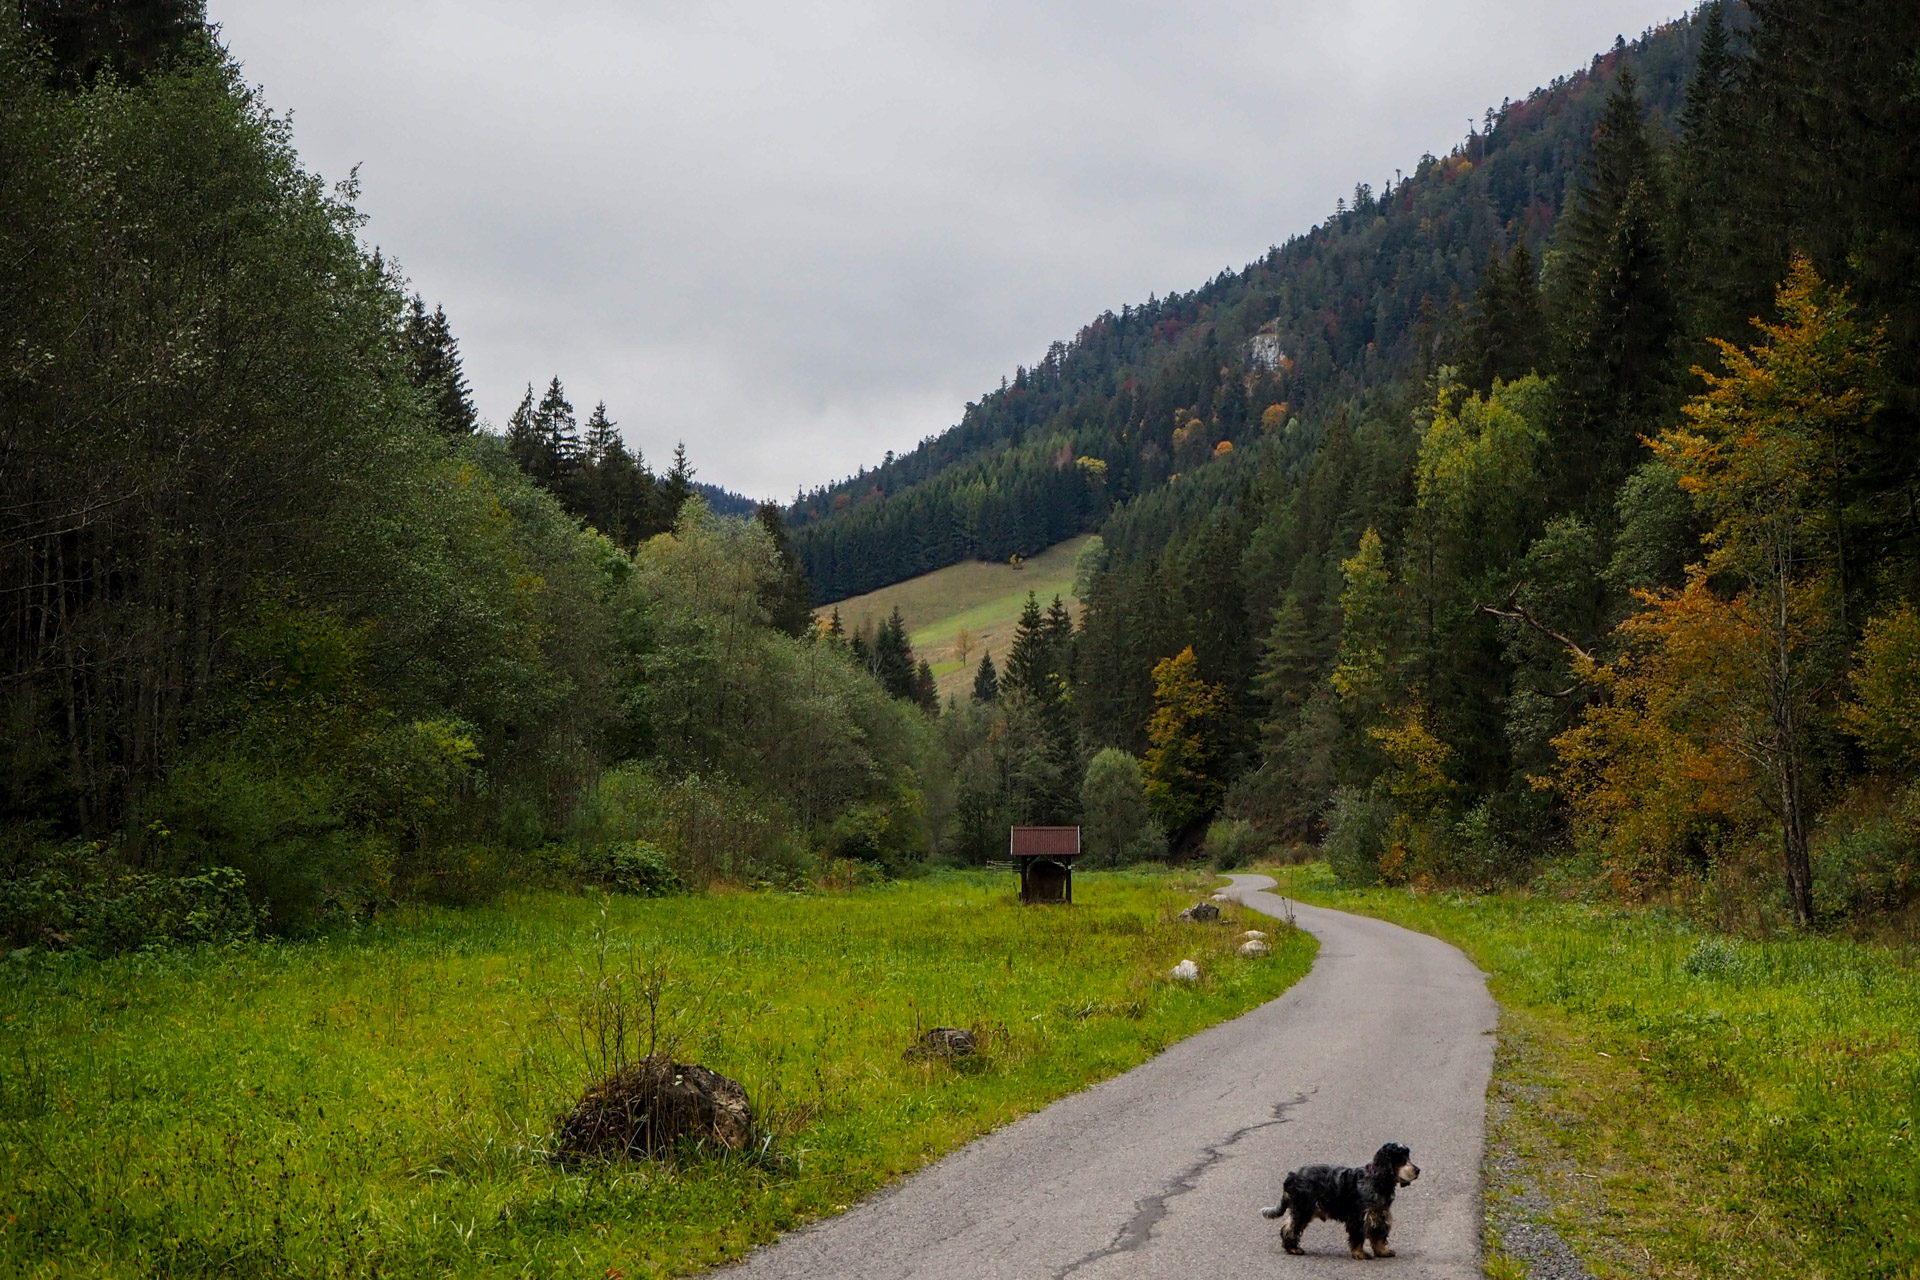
[0,869,1309,1277]
[1272,862,1920,1279]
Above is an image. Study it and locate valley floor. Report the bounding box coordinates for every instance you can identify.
[0,869,1309,1279]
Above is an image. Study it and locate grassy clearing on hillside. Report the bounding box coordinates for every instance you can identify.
[1269,863,1920,1280]
[830,535,1089,698]
[1,870,1310,1279]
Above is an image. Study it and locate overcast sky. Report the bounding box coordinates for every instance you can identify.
[213,1,1684,501]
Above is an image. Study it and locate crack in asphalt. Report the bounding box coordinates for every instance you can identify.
[1050,1092,1311,1279]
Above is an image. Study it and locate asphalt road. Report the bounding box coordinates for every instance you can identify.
[722,873,1497,1279]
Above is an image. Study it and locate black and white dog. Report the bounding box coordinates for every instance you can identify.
[1261,1142,1420,1260]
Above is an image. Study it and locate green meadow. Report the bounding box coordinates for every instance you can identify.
[0,870,1309,1278]
[1271,863,1920,1279]
[829,535,1090,698]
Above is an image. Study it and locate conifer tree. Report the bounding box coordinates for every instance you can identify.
[1255,594,1318,748]
[913,659,939,713]
[873,608,917,701]
[972,650,999,703]
[1673,0,1752,356]
[754,503,815,637]
[1459,241,1545,394]
[582,401,618,463]
[1005,592,1054,703]
[20,0,205,89]
[663,443,695,526]
[1549,69,1678,516]
[402,297,477,438]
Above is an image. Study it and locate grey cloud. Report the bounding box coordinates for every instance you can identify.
[215,0,1683,499]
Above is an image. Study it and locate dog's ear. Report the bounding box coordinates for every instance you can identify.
[1372,1142,1406,1169]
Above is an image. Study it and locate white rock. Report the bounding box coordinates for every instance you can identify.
[1239,940,1271,957]
[1242,929,1269,941]
[1210,893,1234,903]
[1170,959,1200,982]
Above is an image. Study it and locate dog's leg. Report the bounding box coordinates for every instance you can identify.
[1366,1206,1394,1258]
[1346,1216,1370,1261]
[1281,1203,1309,1255]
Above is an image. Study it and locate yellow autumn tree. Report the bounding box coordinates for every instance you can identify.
[1331,527,1396,719]
[1142,647,1229,836]
[1557,256,1885,923]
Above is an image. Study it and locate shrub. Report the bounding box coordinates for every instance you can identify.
[1201,818,1266,870]
[572,764,810,888]
[1122,820,1170,865]
[1322,787,1392,885]
[0,851,258,954]
[1811,787,1920,919]
[599,841,681,896]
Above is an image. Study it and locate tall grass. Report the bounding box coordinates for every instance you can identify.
[1274,863,1920,1279]
[0,870,1308,1278]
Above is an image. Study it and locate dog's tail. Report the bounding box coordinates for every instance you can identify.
[1260,1190,1290,1220]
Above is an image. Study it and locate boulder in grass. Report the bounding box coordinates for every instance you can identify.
[911,1026,977,1060]
[1177,902,1221,923]
[1242,929,1269,942]
[556,1057,752,1161]
[1210,893,1234,904]
[1170,959,1200,982]
[1239,940,1271,957]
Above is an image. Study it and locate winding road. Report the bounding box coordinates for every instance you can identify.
[723,873,1497,1278]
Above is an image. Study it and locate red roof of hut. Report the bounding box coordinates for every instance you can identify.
[1009,826,1081,858]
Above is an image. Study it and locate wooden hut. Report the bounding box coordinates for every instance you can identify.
[1010,826,1080,904]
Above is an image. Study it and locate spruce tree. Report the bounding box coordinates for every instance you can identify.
[1459,241,1545,394]
[873,608,917,700]
[20,0,206,89]
[1004,592,1053,702]
[582,401,618,463]
[402,297,477,438]
[972,651,999,703]
[754,503,815,638]
[1548,69,1679,517]
[505,384,549,481]
[663,443,695,527]
[913,659,939,713]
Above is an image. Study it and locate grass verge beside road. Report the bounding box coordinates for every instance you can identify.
[1,869,1309,1278]
[1269,863,1920,1280]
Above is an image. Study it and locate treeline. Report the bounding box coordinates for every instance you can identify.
[0,3,937,946]
[1050,0,1920,927]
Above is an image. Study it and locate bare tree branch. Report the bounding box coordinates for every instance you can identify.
[1474,591,1597,671]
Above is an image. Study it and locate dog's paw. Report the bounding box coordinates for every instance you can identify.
[1372,1246,1395,1258]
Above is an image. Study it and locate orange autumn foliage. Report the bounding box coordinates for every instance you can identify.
[1552,577,1767,894]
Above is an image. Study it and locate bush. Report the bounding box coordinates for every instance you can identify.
[597,841,681,896]
[1201,818,1266,870]
[1322,787,1392,885]
[0,851,258,954]
[1122,820,1170,865]
[572,764,811,888]
[1812,788,1920,919]
[147,754,365,931]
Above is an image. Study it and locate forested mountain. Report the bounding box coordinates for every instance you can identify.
[787,20,1705,601]
[919,0,1920,929]
[5,0,1916,943]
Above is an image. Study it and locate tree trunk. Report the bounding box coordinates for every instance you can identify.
[1768,555,1814,928]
